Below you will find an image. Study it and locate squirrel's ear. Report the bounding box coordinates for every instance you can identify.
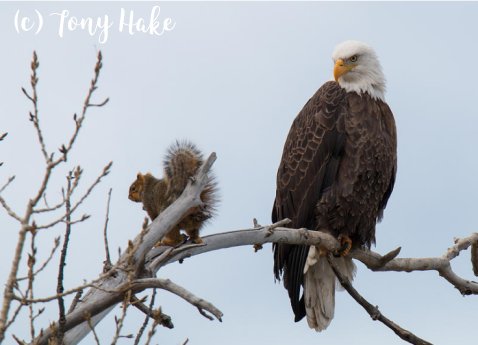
[137,172,144,181]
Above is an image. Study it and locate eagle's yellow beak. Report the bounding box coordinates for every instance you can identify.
[334,59,354,81]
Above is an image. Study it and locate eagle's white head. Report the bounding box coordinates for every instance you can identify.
[332,40,386,101]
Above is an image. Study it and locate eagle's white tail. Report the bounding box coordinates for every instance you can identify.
[303,246,356,331]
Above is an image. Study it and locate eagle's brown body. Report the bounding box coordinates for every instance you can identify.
[272,80,397,322]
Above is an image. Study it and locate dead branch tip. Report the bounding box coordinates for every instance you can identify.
[379,247,402,266]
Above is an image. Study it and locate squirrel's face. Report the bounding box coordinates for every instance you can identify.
[128,174,144,202]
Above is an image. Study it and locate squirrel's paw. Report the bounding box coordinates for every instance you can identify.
[155,234,187,247]
[190,236,204,244]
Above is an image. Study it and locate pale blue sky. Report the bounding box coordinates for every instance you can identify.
[1,2,478,344]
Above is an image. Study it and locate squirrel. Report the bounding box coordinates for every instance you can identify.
[128,141,218,247]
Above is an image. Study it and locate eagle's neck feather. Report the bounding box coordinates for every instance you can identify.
[337,77,386,102]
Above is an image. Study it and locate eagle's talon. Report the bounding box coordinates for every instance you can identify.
[334,234,352,257]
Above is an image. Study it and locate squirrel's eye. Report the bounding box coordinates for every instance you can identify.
[349,55,358,63]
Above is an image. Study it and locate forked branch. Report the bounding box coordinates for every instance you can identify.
[327,253,432,345]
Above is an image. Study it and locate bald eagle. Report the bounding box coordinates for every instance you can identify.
[272,41,397,331]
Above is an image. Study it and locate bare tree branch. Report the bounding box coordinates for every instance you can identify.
[0,196,22,222]
[0,176,21,222]
[103,188,113,268]
[0,50,107,342]
[0,176,15,194]
[56,171,74,343]
[23,213,478,345]
[143,319,159,345]
[54,51,108,166]
[27,230,37,342]
[326,253,432,345]
[67,290,83,314]
[133,294,154,345]
[34,162,112,231]
[33,198,65,214]
[17,237,61,283]
[22,51,48,163]
[352,232,478,295]
[131,292,173,339]
[4,302,23,331]
[146,222,337,272]
[111,292,131,345]
[86,316,101,345]
[472,240,478,277]
[126,278,223,322]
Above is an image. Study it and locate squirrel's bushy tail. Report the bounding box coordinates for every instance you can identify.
[163,140,219,221]
[164,140,203,187]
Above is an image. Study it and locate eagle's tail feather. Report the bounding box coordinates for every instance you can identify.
[303,246,356,332]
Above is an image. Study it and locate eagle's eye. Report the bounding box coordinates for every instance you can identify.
[349,55,358,63]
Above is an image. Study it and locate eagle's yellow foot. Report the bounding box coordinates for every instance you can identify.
[334,234,352,257]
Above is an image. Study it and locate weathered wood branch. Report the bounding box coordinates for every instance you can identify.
[352,232,478,295]
[146,229,478,296]
[36,218,478,344]
[44,223,478,344]
[126,278,223,322]
[327,253,432,345]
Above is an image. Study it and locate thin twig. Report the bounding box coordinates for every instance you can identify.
[0,176,15,194]
[0,225,28,341]
[0,196,22,222]
[143,320,159,345]
[33,199,65,214]
[86,315,101,345]
[132,293,173,332]
[326,253,432,345]
[63,215,90,226]
[134,293,155,345]
[22,51,49,162]
[34,162,112,230]
[56,171,74,342]
[111,291,131,345]
[4,301,23,330]
[103,188,113,267]
[14,282,111,304]
[12,334,27,345]
[55,50,108,165]
[17,237,61,282]
[68,290,84,314]
[133,289,172,345]
[27,229,37,342]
